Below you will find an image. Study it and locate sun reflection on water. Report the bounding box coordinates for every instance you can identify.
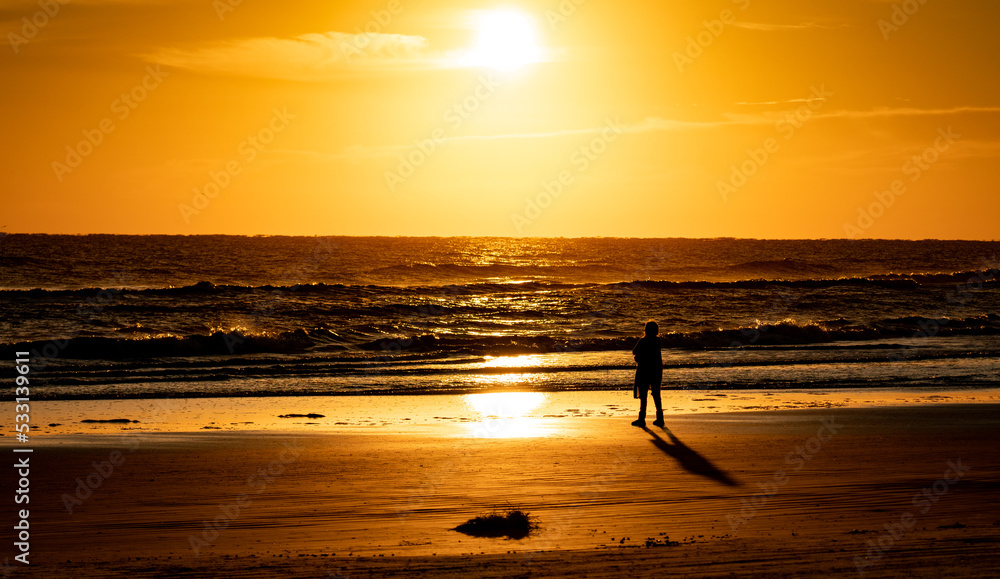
[481,354,543,368]
[463,392,549,438]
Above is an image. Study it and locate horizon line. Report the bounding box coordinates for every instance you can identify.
[2,232,998,242]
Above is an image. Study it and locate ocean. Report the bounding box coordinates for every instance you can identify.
[1,235,997,400]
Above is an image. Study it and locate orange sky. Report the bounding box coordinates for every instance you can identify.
[1,0,998,238]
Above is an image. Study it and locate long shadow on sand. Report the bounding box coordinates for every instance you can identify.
[642,427,739,486]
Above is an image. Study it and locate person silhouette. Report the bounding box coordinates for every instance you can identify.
[631,320,663,427]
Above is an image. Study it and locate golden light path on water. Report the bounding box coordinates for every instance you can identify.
[462,392,549,438]
[480,354,545,368]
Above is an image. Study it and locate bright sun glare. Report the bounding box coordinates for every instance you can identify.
[466,392,546,417]
[463,392,548,438]
[465,9,542,70]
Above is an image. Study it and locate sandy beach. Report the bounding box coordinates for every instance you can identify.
[4,393,999,578]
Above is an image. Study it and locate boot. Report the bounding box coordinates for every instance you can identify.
[652,410,664,428]
[633,398,647,427]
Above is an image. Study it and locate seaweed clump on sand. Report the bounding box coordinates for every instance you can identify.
[453,507,537,539]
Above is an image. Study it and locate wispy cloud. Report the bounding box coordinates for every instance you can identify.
[812,106,1000,119]
[398,105,1000,144]
[735,98,828,106]
[721,105,1000,125]
[733,21,847,31]
[144,32,456,81]
[246,106,1000,166]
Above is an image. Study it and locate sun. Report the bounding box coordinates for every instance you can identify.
[464,9,542,70]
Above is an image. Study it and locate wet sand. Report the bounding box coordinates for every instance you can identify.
[3,396,999,577]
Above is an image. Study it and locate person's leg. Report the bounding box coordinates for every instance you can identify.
[651,382,664,426]
[633,383,649,426]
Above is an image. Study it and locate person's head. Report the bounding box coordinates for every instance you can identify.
[644,320,658,337]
